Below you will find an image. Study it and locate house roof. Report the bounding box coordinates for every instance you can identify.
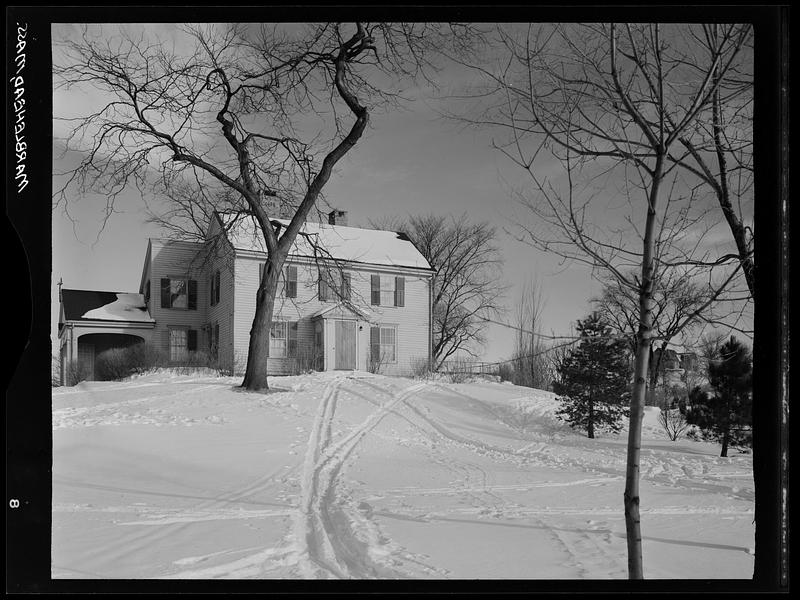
[60,289,154,324]
[216,212,433,271]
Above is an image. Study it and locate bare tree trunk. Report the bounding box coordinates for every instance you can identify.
[720,429,730,458]
[242,260,281,391]
[624,154,664,580]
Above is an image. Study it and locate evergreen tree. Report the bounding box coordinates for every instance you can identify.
[685,336,752,457]
[553,313,632,438]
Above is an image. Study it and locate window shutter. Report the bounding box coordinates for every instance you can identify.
[286,266,297,298]
[370,326,380,362]
[145,280,151,304]
[187,329,197,352]
[160,278,171,308]
[371,275,381,305]
[342,273,351,301]
[288,321,298,357]
[188,279,198,310]
[209,276,214,306]
[215,270,221,304]
[319,272,329,302]
[214,323,220,358]
[394,277,405,307]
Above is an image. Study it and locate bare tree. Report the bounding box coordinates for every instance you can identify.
[511,279,552,389]
[593,268,744,406]
[453,23,751,578]
[372,214,506,370]
[54,23,475,390]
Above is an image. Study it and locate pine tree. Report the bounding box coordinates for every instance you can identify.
[685,336,752,457]
[553,312,632,438]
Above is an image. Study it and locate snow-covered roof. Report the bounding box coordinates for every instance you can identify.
[217,213,433,270]
[81,293,154,322]
[61,289,154,324]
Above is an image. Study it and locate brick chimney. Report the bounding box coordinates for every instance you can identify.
[328,209,348,226]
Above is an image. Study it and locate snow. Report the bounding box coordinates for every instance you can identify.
[221,214,432,270]
[80,293,154,322]
[52,372,754,580]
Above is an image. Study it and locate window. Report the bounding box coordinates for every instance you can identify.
[372,275,403,307]
[161,278,197,310]
[210,270,220,306]
[169,328,197,362]
[285,266,298,298]
[320,269,350,303]
[270,321,298,358]
[370,325,397,363]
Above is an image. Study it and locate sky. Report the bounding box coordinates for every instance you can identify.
[50,22,750,364]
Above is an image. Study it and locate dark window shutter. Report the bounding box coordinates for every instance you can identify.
[319,272,329,302]
[215,270,221,304]
[342,273,351,300]
[145,280,151,304]
[286,266,297,298]
[209,276,214,306]
[370,326,380,362]
[395,277,405,307]
[288,321,298,357]
[371,275,381,305]
[160,278,171,308]
[188,279,198,310]
[187,329,198,352]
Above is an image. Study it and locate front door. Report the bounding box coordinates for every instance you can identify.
[334,320,357,370]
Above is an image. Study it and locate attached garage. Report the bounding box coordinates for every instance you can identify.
[58,289,155,384]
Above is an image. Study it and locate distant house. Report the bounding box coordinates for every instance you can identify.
[58,210,434,383]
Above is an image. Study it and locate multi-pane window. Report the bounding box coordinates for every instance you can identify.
[371,275,405,307]
[370,325,397,363]
[161,278,197,310]
[320,269,350,302]
[169,328,197,361]
[270,321,298,358]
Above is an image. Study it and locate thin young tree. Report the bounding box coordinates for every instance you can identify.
[553,312,632,438]
[54,23,475,390]
[452,22,752,578]
[512,279,551,389]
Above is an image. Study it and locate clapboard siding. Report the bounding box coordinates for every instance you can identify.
[233,254,431,376]
[147,239,209,358]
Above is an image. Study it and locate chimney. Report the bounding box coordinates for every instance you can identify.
[328,209,348,227]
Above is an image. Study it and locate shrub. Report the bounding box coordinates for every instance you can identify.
[410,356,432,379]
[63,360,91,386]
[95,343,168,381]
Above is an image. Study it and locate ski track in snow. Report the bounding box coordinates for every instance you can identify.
[54,374,754,580]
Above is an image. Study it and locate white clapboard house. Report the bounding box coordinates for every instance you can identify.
[58,210,434,382]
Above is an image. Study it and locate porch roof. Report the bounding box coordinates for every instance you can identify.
[309,302,374,321]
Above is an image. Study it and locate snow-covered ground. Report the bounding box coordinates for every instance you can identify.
[52,371,754,579]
